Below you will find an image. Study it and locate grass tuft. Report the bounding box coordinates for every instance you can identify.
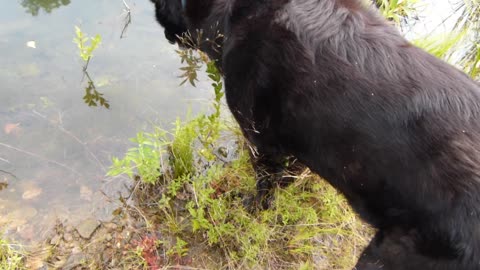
[0,234,26,270]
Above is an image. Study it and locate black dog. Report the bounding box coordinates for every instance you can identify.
[150,0,480,269]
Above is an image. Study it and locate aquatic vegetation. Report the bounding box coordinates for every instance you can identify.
[73,26,109,109]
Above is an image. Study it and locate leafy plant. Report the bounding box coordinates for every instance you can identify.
[74,26,101,64]
[177,49,203,86]
[108,127,167,184]
[73,26,109,109]
[165,237,189,258]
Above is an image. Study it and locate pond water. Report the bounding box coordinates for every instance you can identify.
[0,0,212,245]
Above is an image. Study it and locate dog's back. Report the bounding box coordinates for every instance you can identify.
[225,1,480,269]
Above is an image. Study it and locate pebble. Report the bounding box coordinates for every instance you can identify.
[63,253,86,270]
[50,235,61,245]
[63,233,73,243]
[18,225,35,240]
[103,222,118,230]
[76,218,100,239]
[2,207,37,228]
[22,187,43,200]
[105,233,113,241]
[71,245,82,254]
[80,185,93,201]
[65,225,74,233]
[26,258,46,270]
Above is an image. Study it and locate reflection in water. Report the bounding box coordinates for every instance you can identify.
[20,0,71,16]
[84,77,110,109]
[120,0,132,38]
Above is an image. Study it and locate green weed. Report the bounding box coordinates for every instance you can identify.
[0,235,26,270]
[73,26,109,109]
[375,0,419,23]
[413,31,467,60]
[467,43,480,79]
[74,26,101,63]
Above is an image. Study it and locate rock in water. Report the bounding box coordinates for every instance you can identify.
[76,219,99,239]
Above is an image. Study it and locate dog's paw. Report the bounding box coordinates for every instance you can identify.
[242,191,273,213]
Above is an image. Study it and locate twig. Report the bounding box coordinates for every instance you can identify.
[81,57,91,82]
[83,67,93,82]
[57,125,107,171]
[31,109,47,119]
[120,0,132,39]
[0,170,17,180]
[0,142,82,176]
[122,0,130,10]
[31,108,107,171]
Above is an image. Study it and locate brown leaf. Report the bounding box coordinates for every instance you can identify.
[4,123,21,135]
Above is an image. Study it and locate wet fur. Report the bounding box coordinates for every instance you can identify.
[149,0,480,269]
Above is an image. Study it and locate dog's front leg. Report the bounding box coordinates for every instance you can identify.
[248,145,286,209]
[241,129,299,210]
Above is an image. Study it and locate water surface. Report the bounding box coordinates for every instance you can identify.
[0,0,211,245]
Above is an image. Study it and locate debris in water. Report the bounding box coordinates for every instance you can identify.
[22,187,43,200]
[26,41,36,49]
[4,123,21,135]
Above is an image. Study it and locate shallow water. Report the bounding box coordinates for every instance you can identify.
[0,0,212,245]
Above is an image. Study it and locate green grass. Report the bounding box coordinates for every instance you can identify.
[0,235,26,270]
[374,0,419,23]
[412,31,467,60]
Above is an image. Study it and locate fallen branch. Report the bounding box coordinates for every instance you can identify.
[0,142,82,176]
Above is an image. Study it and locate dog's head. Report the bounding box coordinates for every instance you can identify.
[151,0,224,61]
[150,0,188,44]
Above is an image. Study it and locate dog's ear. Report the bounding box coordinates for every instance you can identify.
[151,0,187,44]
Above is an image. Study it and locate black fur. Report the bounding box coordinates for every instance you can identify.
[149,0,480,269]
